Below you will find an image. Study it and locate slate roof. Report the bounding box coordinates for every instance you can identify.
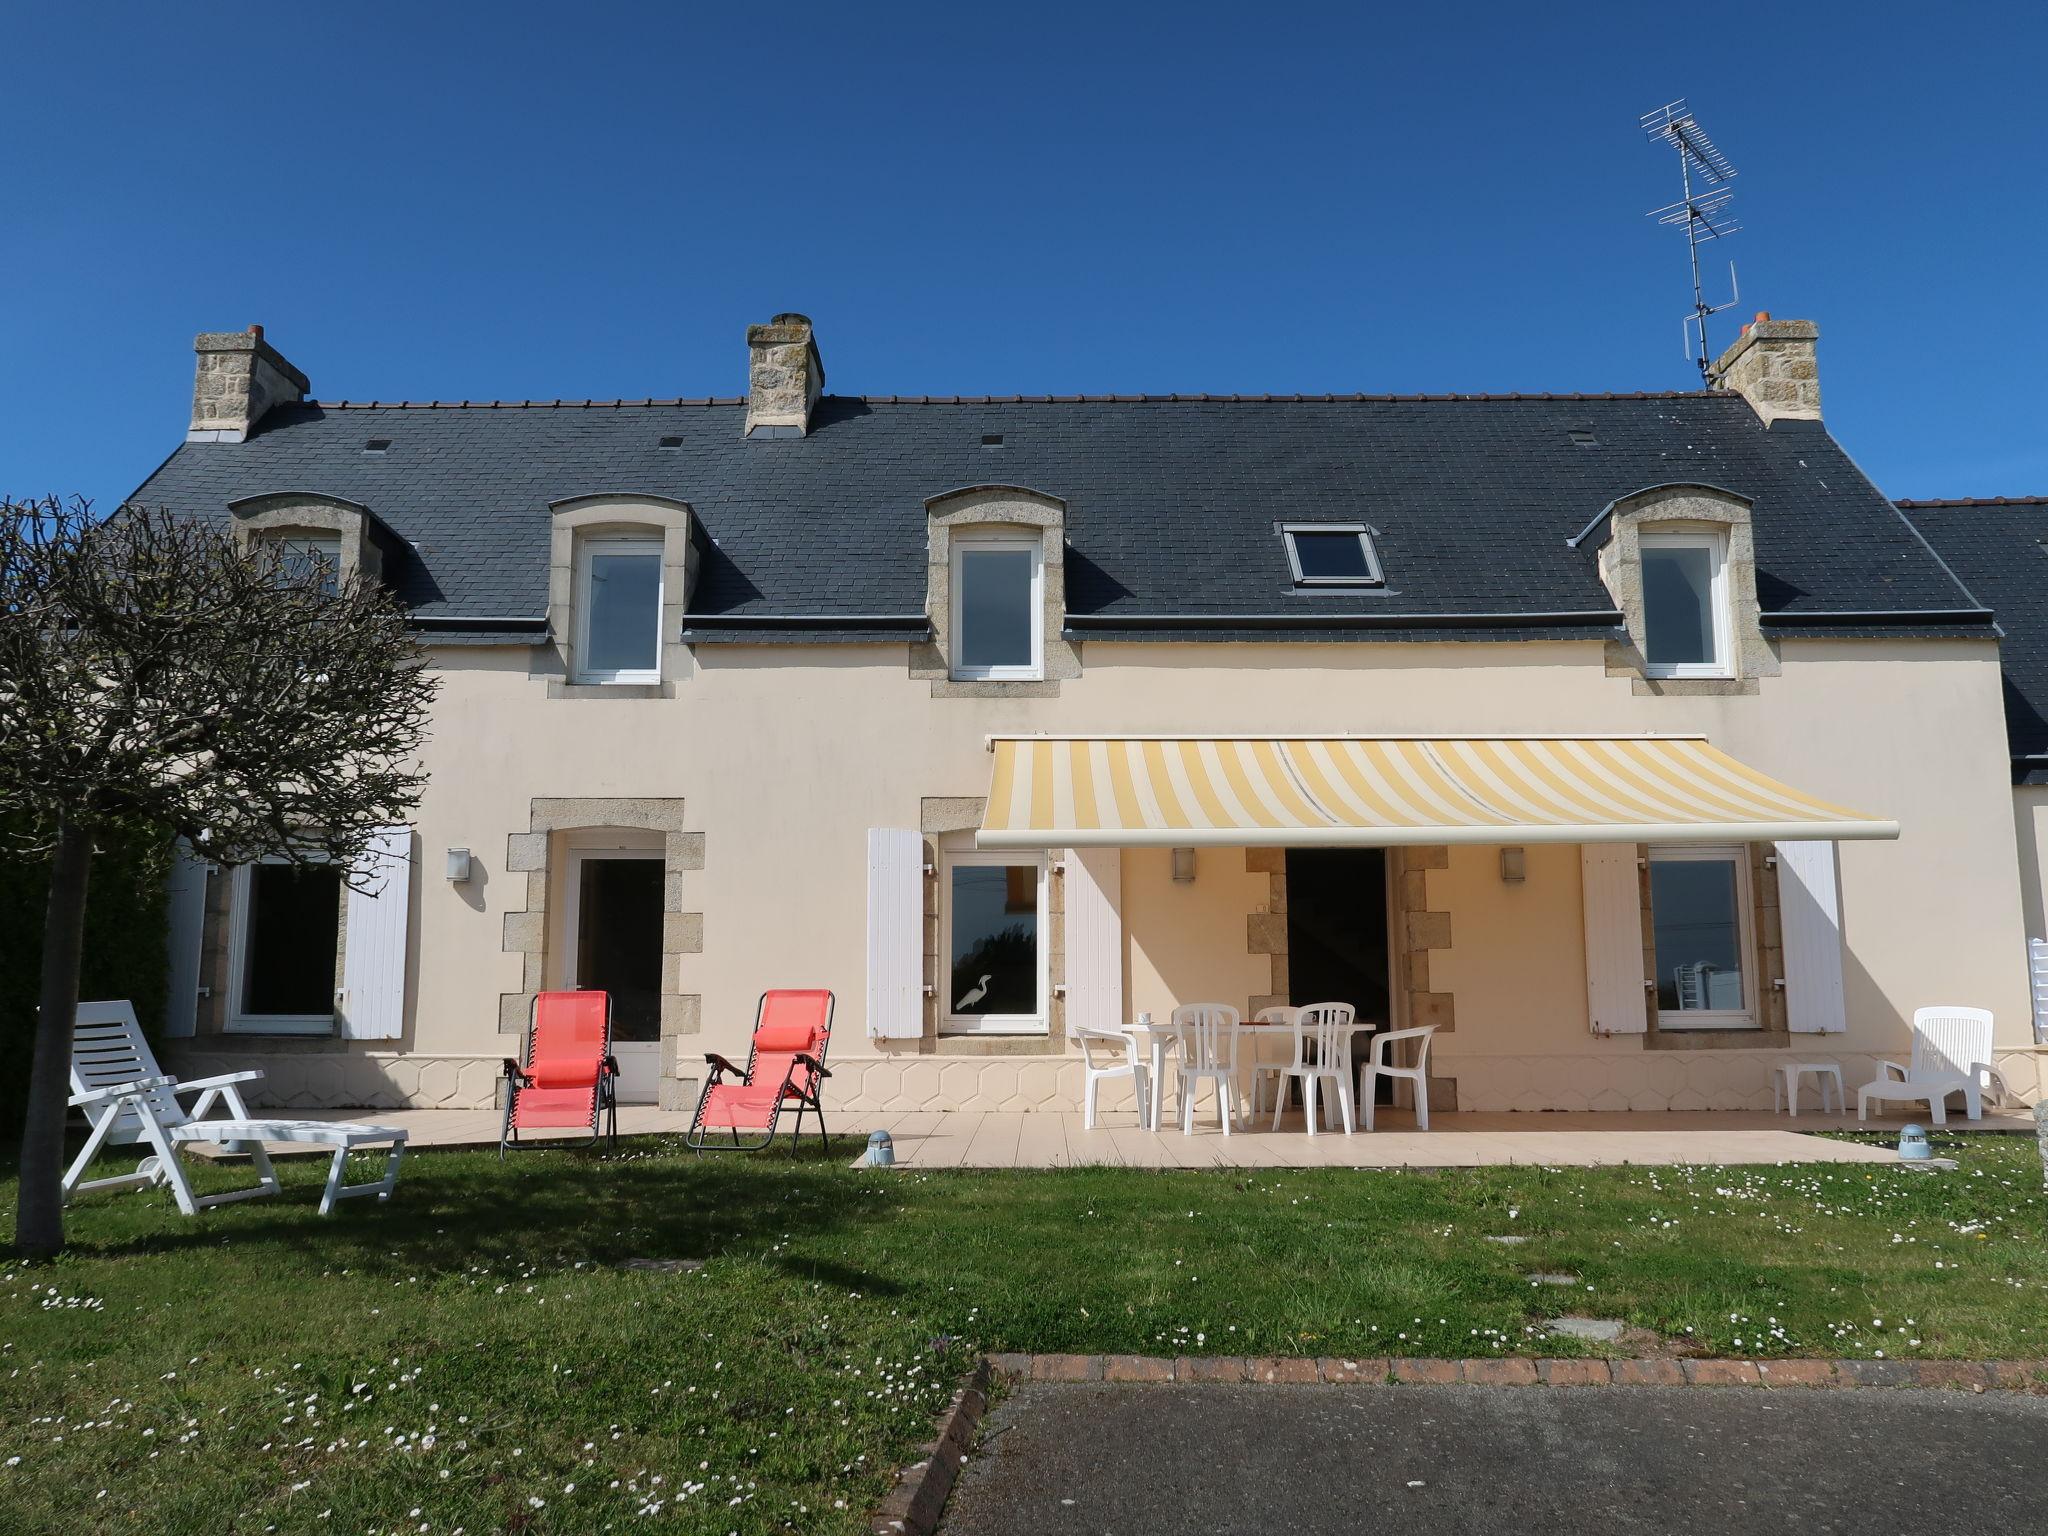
[130,390,1985,645]
[1894,498,2048,782]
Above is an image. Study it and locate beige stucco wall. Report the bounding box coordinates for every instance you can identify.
[202,633,2042,1111]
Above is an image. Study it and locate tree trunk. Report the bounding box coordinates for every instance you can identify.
[15,819,93,1259]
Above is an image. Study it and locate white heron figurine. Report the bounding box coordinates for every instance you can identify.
[955,974,993,1011]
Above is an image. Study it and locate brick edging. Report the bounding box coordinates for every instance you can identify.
[870,1356,991,1536]
[986,1352,2048,1391]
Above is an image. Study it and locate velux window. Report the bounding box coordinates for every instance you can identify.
[575,534,663,683]
[1640,531,1731,677]
[1647,846,1755,1027]
[942,846,1047,1033]
[228,858,342,1033]
[1282,524,1383,587]
[950,533,1042,680]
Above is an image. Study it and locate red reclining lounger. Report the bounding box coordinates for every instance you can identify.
[500,991,619,1157]
[687,990,835,1152]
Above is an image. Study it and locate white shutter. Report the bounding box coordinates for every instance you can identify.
[866,828,924,1039]
[2029,939,2048,1045]
[1063,847,1122,1037]
[340,826,412,1040]
[163,842,209,1038]
[1581,844,1648,1035]
[1777,840,1846,1033]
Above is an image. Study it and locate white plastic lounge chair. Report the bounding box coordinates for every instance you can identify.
[1360,1024,1438,1131]
[1254,1001,1356,1135]
[1171,1004,1243,1136]
[65,1001,407,1216]
[1073,1027,1151,1130]
[1856,1006,2008,1126]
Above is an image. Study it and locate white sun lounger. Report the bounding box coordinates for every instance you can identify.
[65,1001,406,1216]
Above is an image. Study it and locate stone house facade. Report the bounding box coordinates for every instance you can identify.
[140,314,2047,1116]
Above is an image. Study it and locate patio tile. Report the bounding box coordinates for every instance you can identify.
[281,1103,1979,1170]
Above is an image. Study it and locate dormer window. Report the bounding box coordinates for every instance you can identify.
[271,535,342,594]
[1640,530,1731,678]
[1282,523,1383,587]
[574,534,664,683]
[950,532,1042,681]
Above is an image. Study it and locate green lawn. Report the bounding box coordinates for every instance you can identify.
[3,1129,2045,1535]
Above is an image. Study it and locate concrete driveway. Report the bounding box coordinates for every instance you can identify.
[942,1382,2048,1535]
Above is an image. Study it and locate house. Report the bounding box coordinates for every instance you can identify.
[1892,495,2048,1043]
[140,312,2045,1117]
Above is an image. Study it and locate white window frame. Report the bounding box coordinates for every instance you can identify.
[1647,844,1757,1030]
[225,855,340,1035]
[949,531,1044,681]
[266,533,343,592]
[1639,529,1733,679]
[940,843,1049,1035]
[573,532,665,684]
[1281,522,1385,587]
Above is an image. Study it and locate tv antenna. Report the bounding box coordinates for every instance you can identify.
[1641,100,1741,382]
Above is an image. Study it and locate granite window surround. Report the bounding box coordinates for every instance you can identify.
[1587,483,1779,697]
[227,491,388,588]
[911,486,1081,698]
[540,494,698,698]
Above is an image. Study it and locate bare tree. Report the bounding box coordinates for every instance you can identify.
[1,497,436,1257]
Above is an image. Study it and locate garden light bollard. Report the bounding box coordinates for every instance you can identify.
[2036,1100,2048,1190]
[1896,1123,1932,1161]
[866,1130,895,1168]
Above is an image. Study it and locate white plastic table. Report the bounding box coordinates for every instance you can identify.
[1121,1016,1304,1131]
[1773,1061,1844,1117]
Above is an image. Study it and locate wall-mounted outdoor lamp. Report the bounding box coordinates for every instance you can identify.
[445,846,473,883]
[1498,846,1526,884]
[1171,847,1197,884]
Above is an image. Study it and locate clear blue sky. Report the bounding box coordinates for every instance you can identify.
[10,2,2044,507]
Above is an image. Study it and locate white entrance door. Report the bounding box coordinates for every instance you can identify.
[563,849,665,1104]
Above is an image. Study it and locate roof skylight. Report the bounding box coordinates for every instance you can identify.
[1281,524,1384,588]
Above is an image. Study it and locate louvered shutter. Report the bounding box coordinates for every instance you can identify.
[866,828,924,1039]
[1581,844,1648,1035]
[163,842,210,1038]
[1063,847,1122,1036]
[1777,840,1846,1032]
[340,826,412,1040]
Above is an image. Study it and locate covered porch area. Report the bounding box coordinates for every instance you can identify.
[898,731,1922,1123]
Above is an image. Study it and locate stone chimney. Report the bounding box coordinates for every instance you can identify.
[744,313,824,437]
[1708,312,1820,425]
[189,325,310,442]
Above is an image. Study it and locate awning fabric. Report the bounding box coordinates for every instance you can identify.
[976,735,1898,848]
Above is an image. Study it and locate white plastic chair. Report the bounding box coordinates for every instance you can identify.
[1256,1002,1355,1135]
[1247,1005,1300,1118]
[1857,1006,2008,1126]
[65,1001,408,1216]
[1073,1027,1151,1131]
[1360,1024,1438,1131]
[1172,1004,1242,1136]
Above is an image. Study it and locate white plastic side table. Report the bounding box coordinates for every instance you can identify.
[1773,1061,1844,1117]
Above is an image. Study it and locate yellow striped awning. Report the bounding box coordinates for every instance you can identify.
[976,735,1898,848]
